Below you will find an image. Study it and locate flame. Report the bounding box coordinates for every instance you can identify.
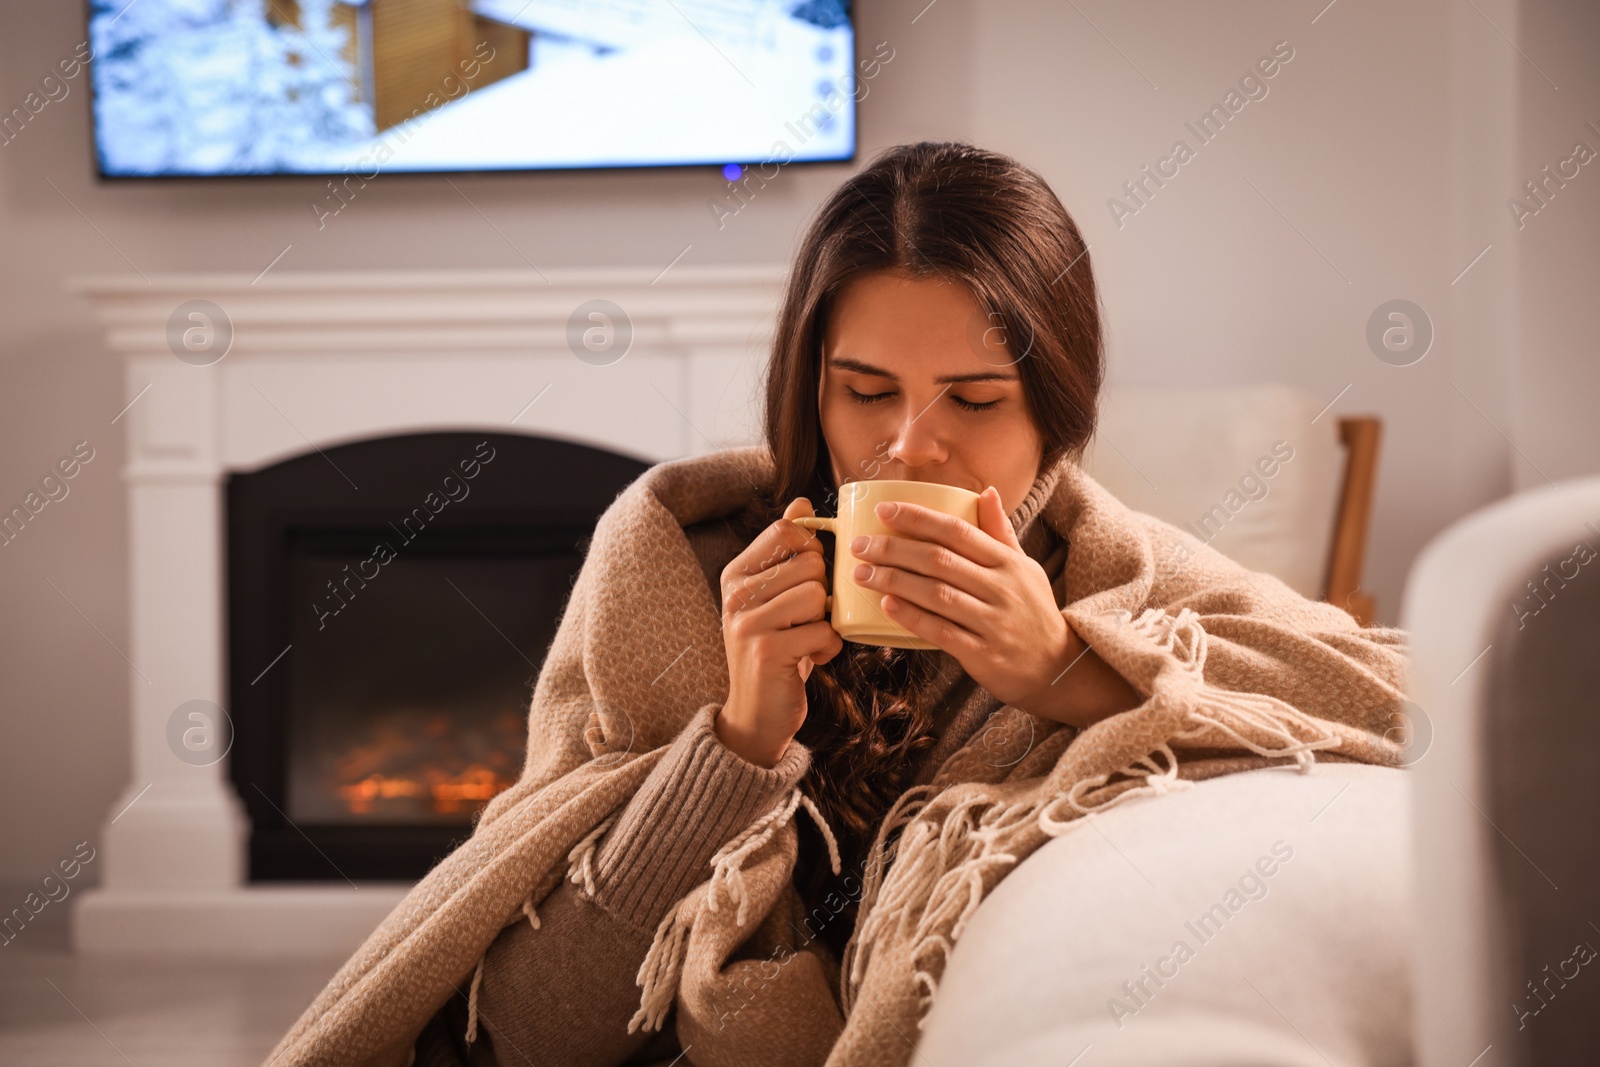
[338,763,509,814]
[329,709,523,817]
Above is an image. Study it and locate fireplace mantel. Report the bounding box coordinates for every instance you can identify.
[70,266,784,955]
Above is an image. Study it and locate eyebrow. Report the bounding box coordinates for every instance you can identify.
[825,355,1019,385]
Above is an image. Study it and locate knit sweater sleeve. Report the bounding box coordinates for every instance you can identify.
[417,702,810,1067]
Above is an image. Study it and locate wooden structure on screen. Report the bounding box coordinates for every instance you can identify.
[269,0,532,132]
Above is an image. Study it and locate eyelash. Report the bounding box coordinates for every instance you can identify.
[845,387,1001,412]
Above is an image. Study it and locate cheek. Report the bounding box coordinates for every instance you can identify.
[816,393,859,480]
[815,393,842,455]
[969,417,1043,505]
[959,411,1038,469]
[818,391,880,459]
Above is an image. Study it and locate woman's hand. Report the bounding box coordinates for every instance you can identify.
[850,487,1142,729]
[717,497,845,767]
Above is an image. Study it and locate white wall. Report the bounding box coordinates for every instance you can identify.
[1,0,1592,886]
[1513,0,1600,489]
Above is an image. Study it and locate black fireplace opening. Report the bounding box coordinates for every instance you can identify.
[228,431,650,882]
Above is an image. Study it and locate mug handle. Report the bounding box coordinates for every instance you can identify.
[790,516,836,612]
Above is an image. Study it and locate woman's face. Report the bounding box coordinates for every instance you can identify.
[818,270,1044,513]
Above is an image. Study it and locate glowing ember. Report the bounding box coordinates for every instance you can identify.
[326,709,523,819]
[339,763,509,814]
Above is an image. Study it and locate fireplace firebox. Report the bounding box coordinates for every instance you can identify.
[227,431,649,882]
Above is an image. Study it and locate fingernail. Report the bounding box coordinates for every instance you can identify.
[876,501,898,518]
[854,563,873,581]
[850,535,868,552]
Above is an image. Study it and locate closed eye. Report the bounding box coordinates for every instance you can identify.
[846,387,1001,412]
[844,385,896,406]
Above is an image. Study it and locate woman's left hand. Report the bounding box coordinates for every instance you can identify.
[850,487,1139,727]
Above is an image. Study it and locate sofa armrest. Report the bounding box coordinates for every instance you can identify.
[916,763,1412,1067]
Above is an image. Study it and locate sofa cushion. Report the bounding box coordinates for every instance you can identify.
[1081,386,1344,600]
[915,762,1412,1067]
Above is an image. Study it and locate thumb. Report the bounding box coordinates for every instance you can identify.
[979,485,1021,550]
[783,495,816,519]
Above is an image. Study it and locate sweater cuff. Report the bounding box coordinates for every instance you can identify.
[588,702,810,931]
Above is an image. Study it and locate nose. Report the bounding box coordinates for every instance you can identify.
[885,401,948,471]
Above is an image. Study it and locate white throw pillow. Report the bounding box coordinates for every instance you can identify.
[1081,386,1344,599]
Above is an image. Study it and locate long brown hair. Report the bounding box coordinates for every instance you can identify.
[756,141,1105,960]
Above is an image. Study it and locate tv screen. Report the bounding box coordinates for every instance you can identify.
[87,0,856,178]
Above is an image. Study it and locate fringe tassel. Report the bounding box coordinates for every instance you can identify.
[1040,741,1189,833]
[626,786,839,1035]
[845,607,1345,1020]
[1112,605,1339,770]
[838,780,947,1017]
[520,859,566,931]
[629,891,694,1034]
[566,810,622,896]
[797,791,843,876]
[463,808,624,1046]
[463,953,486,1045]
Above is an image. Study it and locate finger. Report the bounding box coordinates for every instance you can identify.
[767,496,826,558]
[809,624,846,664]
[757,619,844,669]
[741,577,829,632]
[724,550,826,617]
[977,486,1022,553]
[879,592,982,657]
[722,498,826,602]
[872,500,1008,567]
[783,495,816,521]
[755,497,827,564]
[784,500,830,560]
[858,562,990,632]
[850,532,995,603]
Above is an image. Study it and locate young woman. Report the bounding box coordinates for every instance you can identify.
[269,141,1406,1067]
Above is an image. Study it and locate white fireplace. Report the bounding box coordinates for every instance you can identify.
[69,266,784,955]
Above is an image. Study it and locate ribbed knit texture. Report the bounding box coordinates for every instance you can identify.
[590,702,811,931]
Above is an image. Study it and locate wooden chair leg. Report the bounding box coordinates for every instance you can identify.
[1326,417,1382,626]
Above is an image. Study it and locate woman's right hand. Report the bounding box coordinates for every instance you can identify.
[716,497,844,767]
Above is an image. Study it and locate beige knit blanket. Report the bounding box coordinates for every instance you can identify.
[261,444,1407,1067]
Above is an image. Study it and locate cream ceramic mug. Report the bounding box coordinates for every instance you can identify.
[790,479,981,649]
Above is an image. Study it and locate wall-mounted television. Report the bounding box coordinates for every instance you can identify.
[87,0,856,178]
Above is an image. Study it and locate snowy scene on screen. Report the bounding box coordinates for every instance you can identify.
[88,0,856,177]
